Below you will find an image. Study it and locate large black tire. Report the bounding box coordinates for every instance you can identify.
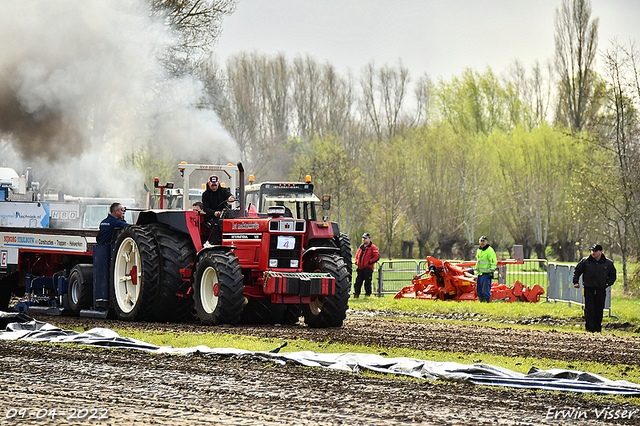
[281,304,302,325]
[193,251,244,325]
[148,224,196,322]
[336,233,353,281]
[240,297,287,325]
[111,226,161,321]
[302,254,350,328]
[0,285,12,312]
[63,264,93,316]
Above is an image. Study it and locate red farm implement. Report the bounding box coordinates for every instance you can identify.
[394,256,544,302]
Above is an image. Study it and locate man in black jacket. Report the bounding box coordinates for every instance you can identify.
[202,175,234,244]
[572,243,617,332]
[97,203,128,245]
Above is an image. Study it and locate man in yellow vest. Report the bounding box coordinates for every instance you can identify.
[476,236,497,302]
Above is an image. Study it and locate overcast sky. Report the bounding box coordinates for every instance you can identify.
[214,0,640,81]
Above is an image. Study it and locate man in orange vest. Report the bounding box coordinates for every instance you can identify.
[354,232,380,298]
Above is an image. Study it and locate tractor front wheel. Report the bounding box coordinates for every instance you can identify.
[302,254,350,328]
[193,251,244,325]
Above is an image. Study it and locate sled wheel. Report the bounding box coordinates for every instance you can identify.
[193,251,244,325]
[111,226,160,321]
[65,264,93,315]
[302,254,350,328]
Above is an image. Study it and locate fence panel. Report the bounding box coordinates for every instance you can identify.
[376,260,420,296]
[546,263,612,313]
[498,259,548,290]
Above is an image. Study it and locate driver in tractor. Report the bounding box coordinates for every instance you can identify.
[202,175,234,244]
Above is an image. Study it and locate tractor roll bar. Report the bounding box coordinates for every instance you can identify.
[237,162,246,217]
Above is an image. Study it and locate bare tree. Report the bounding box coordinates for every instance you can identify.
[588,40,640,292]
[151,0,237,64]
[554,0,599,134]
[360,61,410,142]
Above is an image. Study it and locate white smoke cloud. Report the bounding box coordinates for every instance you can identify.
[0,0,238,198]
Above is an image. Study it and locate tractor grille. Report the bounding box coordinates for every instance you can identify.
[269,235,303,269]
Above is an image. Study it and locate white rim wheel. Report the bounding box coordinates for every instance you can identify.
[69,274,80,305]
[200,266,220,314]
[113,237,142,313]
[309,297,323,316]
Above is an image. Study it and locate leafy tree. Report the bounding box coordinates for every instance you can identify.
[491,125,577,259]
[367,136,411,258]
[289,135,366,238]
[436,68,512,135]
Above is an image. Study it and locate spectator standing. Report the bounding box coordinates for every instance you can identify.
[572,244,617,332]
[476,236,497,302]
[354,232,379,298]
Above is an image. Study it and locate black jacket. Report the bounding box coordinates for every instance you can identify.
[202,185,232,221]
[97,214,128,245]
[572,254,617,289]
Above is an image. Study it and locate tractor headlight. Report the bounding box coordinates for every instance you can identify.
[269,259,278,268]
[290,260,299,268]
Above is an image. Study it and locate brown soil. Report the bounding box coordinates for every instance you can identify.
[1,311,640,425]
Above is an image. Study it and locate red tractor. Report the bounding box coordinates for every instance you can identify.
[105,163,350,327]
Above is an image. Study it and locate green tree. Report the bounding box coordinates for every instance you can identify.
[289,135,366,237]
[492,125,577,259]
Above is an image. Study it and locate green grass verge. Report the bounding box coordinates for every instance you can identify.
[99,328,639,381]
[349,295,640,329]
[76,327,637,405]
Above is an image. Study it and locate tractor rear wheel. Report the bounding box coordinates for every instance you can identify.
[148,224,196,322]
[240,297,287,325]
[193,251,244,325]
[302,254,350,328]
[64,264,93,315]
[111,226,160,321]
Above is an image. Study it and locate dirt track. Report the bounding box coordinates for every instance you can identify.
[1,312,640,425]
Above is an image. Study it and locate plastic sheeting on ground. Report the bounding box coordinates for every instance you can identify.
[1,312,639,396]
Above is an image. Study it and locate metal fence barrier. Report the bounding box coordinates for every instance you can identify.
[365,259,614,318]
[374,259,550,297]
[547,263,613,317]
[375,260,420,297]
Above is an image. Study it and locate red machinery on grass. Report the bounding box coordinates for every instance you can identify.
[394,256,544,302]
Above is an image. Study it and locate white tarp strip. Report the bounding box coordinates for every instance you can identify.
[1,313,639,395]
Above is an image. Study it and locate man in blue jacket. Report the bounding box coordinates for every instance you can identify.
[573,243,617,332]
[97,203,128,245]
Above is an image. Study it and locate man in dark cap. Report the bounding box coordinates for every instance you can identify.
[353,232,379,298]
[202,175,234,243]
[572,243,617,332]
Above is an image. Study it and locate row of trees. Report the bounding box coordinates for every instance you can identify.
[4,1,634,289]
[194,0,640,291]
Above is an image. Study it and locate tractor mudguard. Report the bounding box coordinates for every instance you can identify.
[302,246,339,261]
